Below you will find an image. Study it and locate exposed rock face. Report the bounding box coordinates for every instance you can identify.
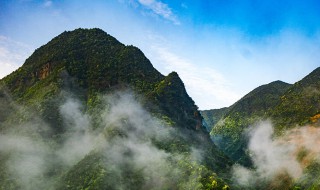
[38,63,51,80]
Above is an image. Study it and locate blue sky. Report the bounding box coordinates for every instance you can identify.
[1,0,320,109]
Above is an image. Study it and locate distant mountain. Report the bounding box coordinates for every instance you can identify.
[0,28,231,189]
[208,80,292,165]
[203,67,320,189]
[201,107,229,132]
[270,67,320,132]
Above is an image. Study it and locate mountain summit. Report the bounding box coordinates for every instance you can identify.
[270,67,320,130]
[2,28,203,131]
[206,80,292,165]
[0,28,231,190]
[202,67,320,189]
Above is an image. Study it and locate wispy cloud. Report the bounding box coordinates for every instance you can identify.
[0,36,32,79]
[0,90,215,189]
[151,45,240,109]
[43,0,52,8]
[136,0,180,25]
[232,121,320,188]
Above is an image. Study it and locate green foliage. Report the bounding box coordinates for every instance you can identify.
[176,158,227,190]
[201,107,229,132]
[58,150,229,190]
[0,28,231,189]
[295,161,320,190]
[1,28,203,134]
[0,153,20,190]
[150,72,203,131]
[210,80,292,165]
[269,67,320,132]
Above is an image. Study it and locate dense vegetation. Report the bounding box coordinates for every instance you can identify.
[202,68,320,189]
[207,81,292,165]
[1,27,320,189]
[0,28,231,189]
[1,28,204,133]
[201,107,229,132]
[270,67,320,132]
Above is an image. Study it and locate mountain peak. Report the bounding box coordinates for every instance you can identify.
[1,28,203,132]
[57,28,113,40]
[268,80,290,85]
[270,66,320,129]
[3,28,165,96]
[296,66,320,86]
[166,71,185,88]
[235,80,292,107]
[209,79,292,165]
[0,28,231,189]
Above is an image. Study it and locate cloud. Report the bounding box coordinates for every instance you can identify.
[150,45,241,109]
[181,3,188,9]
[56,98,97,166]
[232,121,320,188]
[248,121,302,179]
[0,94,99,189]
[43,0,52,7]
[136,0,180,25]
[0,90,215,189]
[0,36,32,79]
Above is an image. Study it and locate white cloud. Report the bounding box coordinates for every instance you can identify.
[0,36,32,79]
[151,45,240,109]
[137,0,180,25]
[181,3,188,9]
[0,91,212,189]
[43,0,52,7]
[232,121,320,188]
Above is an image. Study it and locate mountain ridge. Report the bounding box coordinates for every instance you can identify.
[1,28,204,132]
[206,80,292,165]
[270,67,320,131]
[0,28,232,190]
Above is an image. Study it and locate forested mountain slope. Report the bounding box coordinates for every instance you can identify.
[0,28,231,190]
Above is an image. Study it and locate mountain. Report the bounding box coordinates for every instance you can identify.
[203,68,320,189]
[208,80,292,165]
[0,28,231,190]
[4,27,318,190]
[270,67,320,132]
[201,107,229,132]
